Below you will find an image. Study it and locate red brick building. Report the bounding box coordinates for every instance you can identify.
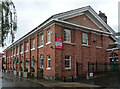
[3,6,117,79]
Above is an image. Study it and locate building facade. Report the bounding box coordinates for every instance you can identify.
[3,6,117,79]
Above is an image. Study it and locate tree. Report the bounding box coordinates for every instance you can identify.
[0,0,17,47]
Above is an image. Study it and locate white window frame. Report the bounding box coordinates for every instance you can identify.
[82,33,88,45]
[40,54,44,68]
[33,39,35,48]
[64,29,71,43]
[47,55,51,70]
[40,34,44,46]
[26,42,29,51]
[65,55,71,69]
[20,45,23,54]
[26,57,29,69]
[32,56,35,68]
[47,30,51,43]
[17,47,19,55]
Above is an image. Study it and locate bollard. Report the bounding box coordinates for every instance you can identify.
[72,76,74,82]
[64,77,66,82]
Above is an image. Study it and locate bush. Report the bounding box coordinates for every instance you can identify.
[25,60,29,62]
[19,67,22,71]
[24,68,28,72]
[20,61,22,64]
[30,68,35,72]
[13,68,16,70]
[38,68,43,73]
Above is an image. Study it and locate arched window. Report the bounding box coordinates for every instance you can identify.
[40,54,44,68]
[109,53,119,62]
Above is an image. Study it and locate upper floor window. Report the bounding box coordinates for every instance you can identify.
[17,47,19,54]
[14,48,15,55]
[40,35,44,46]
[65,55,71,69]
[82,33,88,45]
[47,30,51,43]
[64,29,71,42]
[26,42,29,51]
[33,39,35,48]
[21,44,23,52]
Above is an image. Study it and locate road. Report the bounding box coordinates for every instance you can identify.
[0,71,43,88]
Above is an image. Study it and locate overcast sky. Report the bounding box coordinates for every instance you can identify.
[3,0,120,48]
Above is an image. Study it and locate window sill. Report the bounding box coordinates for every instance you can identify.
[20,52,23,54]
[65,67,71,70]
[31,48,35,51]
[63,42,75,45]
[25,50,28,53]
[40,67,44,69]
[82,44,90,47]
[38,45,44,48]
[17,53,19,55]
[46,42,51,45]
[96,46,102,49]
[46,67,51,70]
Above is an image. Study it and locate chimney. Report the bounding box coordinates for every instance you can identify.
[98,11,107,23]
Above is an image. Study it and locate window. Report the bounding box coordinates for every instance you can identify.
[21,44,23,52]
[26,42,29,51]
[33,39,35,48]
[64,29,71,42]
[47,55,51,68]
[65,55,71,69]
[47,30,51,43]
[40,54,44,68]
[14,48,16,55]
[17,47,19,54]
[82,33,88,45]
[40,35,44,46]
[32,56,35,68]
[26,57,29,69]
[21,56,23,68]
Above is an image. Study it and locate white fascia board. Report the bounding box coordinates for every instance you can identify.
[88,7,115,34]
[54,19,112,35]
[3,18,55,52]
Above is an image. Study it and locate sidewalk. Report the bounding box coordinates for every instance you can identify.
[2,72,100,87]
[26,77,100,87]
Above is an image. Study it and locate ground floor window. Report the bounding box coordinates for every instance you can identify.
[109,53,119,62]
[40,54,44,68]
[21,56,23,68]
[32,56,35,68]
[65,55,71,69]
[47,55,51,68]
[26,57,29,69]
